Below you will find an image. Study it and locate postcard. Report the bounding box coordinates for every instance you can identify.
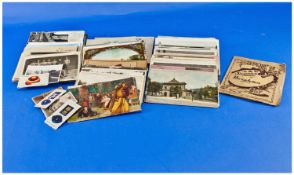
[83,42,147,70]
[88,37,154,63]
[67,77,141,122]
[220,56,286,106]
[45,100,81,130]
[72,68,146,103]
[156,36,219,49]
[27,31,85,44]
[17,73,49,88]
[25,64,63,83]
[13,52,81,82]
[24,45,78,54]
[145,62,219,108]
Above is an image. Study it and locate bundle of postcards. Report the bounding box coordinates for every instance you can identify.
[65,36,154,122]
[145,36,220,108]
[12,31,86,88]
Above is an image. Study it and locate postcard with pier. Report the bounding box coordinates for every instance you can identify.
[67,77,141,122]
[220,56,286,106]
[83,42,147,70]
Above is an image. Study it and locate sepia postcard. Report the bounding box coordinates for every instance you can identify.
[220,56,286,106]
[13,52,81,82]
[25,64,63,83]
[67,77,141,122]
[27,31,85,44]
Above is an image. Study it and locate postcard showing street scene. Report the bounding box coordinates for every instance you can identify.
[67,77,141,122]
[145,64,219,107]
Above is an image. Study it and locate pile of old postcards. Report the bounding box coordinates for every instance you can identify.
[13,31,286,130]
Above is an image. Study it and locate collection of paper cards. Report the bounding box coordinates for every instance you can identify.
[32,87,81,129]
[12,31,287,130]
[13,31,86,88]
[145,36,220,108]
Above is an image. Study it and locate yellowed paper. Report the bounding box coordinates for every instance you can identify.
[220,56,286,106]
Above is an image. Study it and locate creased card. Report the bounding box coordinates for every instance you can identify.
[45,100,81,130]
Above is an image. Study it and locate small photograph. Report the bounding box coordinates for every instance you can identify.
[28,32,69,42]
[25,64,63,83]
[23,53,80,82]
[83,42,147,69]
[17,73,49,88]
[67,77,141,122]
[145,67,219,107]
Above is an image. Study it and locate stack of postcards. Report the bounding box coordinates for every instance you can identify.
[145,36,220,108]
[12,31,287,130]
[12,31,86,88]
[66,36,154,122]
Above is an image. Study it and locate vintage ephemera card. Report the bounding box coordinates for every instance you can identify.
[13,52,81,82]
[28,31,85,44]
[83,42,147,70]
[87,36,154,63]
[25,64,63,83]
[17,73,49,88]
[145,60,219,108]
[220,56,286,106]
[35,88,66,109]
[67,77,141,122]
[71,67,146,103]
[45,100,81,130]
